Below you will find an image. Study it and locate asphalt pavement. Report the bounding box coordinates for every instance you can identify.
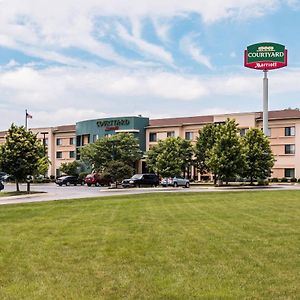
[0,182,300,206]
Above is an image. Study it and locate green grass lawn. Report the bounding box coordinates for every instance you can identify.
[0,191,44,197]
[0,191,299,299]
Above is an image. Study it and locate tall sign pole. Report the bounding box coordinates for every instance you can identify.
[244,42,288,135]
[263,70,268,135]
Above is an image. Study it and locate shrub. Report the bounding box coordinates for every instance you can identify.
[298,178,300,183]
[281,177,288,183]
[257,179,269,186]
[290,177,297,183]
[271,177,278,182]
[79,172,89,180]
[33,176,51,183]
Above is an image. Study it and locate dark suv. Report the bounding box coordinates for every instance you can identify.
[55,176,84,186]
[122,173,159,188]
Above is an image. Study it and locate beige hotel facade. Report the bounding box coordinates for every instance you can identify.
[0,109,299,179]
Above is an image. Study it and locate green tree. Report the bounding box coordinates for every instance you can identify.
[242,128,275,184]
[80,133,142,172]
[59,161,81,176]
[0,124,44,191]
[102,161,134,186]
[37,156,51,177]
[195,123,218,175]
[206,119,245,185]
[146,137,192,178]
[178,139,194,177]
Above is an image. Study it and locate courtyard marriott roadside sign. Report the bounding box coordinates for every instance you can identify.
[244,42,287,70]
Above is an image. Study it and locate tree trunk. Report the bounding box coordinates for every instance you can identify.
[250,176,253,185]
[27,181,30,193]
[16,180,20,192]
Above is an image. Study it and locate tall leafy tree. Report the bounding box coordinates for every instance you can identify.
[80,133,142,172]
[37,156,51,177]
[178,139,194,177]
[195,123,218,175]
[146,137,193,178]
[242,128,275,184]
[206,119,244,184]
[59,161,81,176]
[0,124,44,191]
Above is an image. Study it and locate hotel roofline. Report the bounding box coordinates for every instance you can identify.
[1,109,300,134]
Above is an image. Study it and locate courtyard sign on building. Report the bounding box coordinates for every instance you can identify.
[244,42,287,70]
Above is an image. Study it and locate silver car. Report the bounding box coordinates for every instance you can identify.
[161,176,190,188]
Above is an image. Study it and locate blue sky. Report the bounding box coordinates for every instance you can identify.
[0,0,300,130]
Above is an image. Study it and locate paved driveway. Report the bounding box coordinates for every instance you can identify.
[0,182,300,206]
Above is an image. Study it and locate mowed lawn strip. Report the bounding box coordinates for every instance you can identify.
[0,191,299,299]
[0,191,44,197]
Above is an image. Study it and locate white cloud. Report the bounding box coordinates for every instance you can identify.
[1,64,300,130]
[116,22,174,65]
[152,17,172,43]
[146,72,208,99]
[0,0,286,68]
[180,35,213,69]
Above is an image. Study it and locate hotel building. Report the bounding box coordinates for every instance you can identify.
[0,109,299,179]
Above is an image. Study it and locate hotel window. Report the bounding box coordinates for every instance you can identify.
[56,138,62,146]
[82,134,90,145]
[285,144,295,154]
[69,151,75,158]
[185,132,193,140]
[56,151,62,159]
[239,128,249,137]
[92,134,98,143]
[167,131,175,138]
[149,132,157,142]
[69,137,75,145]
[76,136,82,147]
[285,127,295,136]
[284,168,295,178]
[261,128,271,136]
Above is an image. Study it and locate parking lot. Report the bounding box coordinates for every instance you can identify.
[0,182,180,205]
[1,182,300,206]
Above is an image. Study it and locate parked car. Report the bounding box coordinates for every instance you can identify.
[85,173,112,187]
[161,176,190,188]
[0,172,10,182]
[55,175,84,186]
[122,173,159,188]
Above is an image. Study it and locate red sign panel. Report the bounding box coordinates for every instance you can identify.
[244,50,288,70]
[105,126,119,131]
[244,42,287,70]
